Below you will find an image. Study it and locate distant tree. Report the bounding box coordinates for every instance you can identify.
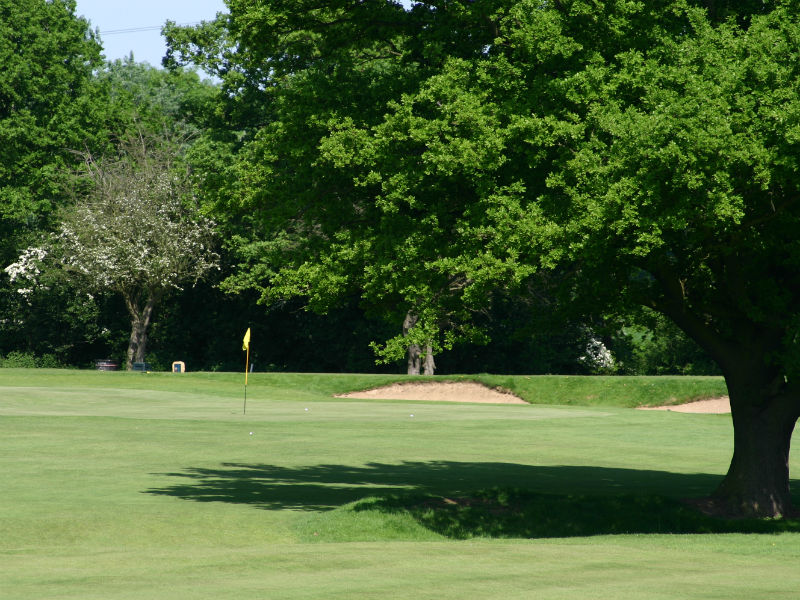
[0,0,106,263]
[97,57,220,138]
[0,0,119,364]
[52,133,219,370]
[0,8,226,367]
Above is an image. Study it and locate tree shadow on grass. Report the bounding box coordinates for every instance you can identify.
[145,461,800,538]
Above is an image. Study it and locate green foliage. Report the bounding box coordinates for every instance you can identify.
[0,0,106,264]
[2,245,122,365]
[0,351,36,368]
[3,0,795,393]
[148,288,401,373]
[0,351,67,368]
[55,133,220,297]
[166,0,523,353]
[0,7,212,368]
[615,318,721,376]
[169,0,800,383]
[97,57,220,139]
[51,132,220,369]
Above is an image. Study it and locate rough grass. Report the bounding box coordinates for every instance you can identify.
[1,370,798,600]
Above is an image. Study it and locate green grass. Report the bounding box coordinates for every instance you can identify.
[449,373,729,408]
[0,369,728,408]
[1,369,798,599]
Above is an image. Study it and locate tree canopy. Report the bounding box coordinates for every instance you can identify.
[51,133,219,370]
[0,0,106,263]
[0,13,223,369]
[167,0,800,517]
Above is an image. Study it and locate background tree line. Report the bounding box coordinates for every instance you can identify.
[0,0,718,376]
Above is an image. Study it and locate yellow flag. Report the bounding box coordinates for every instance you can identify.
[242,327,251,351]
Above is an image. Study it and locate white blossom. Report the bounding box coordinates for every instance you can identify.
[5,246,49,300]
[5,246,47,284]
[579,337,616,372]
[55,182,219,296]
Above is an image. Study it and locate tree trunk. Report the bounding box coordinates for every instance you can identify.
[403,310,421,375]
[407,344,421,375]
[124,294,157,371]
[650,297,800,518]
[710,369,800,518]
[423,342,435,375]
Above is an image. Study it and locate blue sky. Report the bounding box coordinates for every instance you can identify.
[74,0,228,68]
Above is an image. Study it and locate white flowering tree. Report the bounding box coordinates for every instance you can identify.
[579,337,616,374]
[4,247,48,302]
[54,133,219,370]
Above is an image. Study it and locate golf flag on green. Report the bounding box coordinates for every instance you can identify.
[242,327,251,414]
[243,327,251,384]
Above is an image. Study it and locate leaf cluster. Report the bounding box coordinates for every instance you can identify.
[170,0,800,373]
[0,0,107,260]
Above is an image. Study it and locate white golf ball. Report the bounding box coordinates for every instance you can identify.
[410,414,414,418]
[249,432,253,435]
[304,408,309,411]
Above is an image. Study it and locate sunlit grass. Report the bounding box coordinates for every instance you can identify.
[1,370,797,599]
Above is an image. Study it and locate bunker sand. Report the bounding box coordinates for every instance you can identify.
[637,396,731,414]
[335,381,527,404]
[337,381,731,413]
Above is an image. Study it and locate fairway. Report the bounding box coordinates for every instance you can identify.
[2,370,800,599]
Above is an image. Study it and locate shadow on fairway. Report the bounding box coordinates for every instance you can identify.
[145,461,800,537]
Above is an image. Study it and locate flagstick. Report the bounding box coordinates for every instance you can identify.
[244,344,250,415]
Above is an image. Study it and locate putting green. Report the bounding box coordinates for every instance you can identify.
[0,385,610,421]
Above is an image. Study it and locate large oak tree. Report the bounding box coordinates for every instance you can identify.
[169,0,800,517]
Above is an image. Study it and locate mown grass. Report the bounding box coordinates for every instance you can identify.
[0,369,728,407]
[1,369,798,600]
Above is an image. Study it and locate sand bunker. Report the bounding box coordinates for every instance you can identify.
[336,381,527,404]
[637,396,731,414]
[336,381,731,412]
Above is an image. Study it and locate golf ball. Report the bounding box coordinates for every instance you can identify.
[249,432,253,435]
